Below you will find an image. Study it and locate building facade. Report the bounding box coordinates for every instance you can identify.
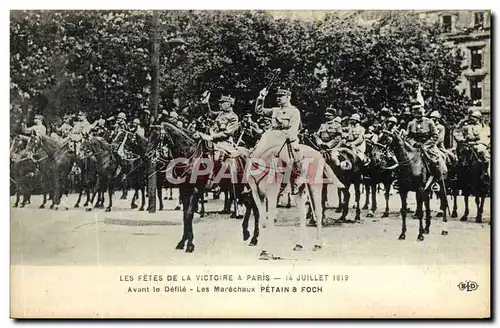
[418,10,491,121]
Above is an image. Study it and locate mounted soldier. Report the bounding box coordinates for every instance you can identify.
[90,118,108,139]
[406,104,446,190]
[252,87,304,195]
[130,118,145,138]
[461,111,490,176]
[68,111,91,141]
[22,114,47,137]
[196,95,239,158]
[428,110,457,167]
[57,114,73,139]
[344,113,369,166]
[315,109,343,166]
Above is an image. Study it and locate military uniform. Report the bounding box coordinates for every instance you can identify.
[252,88,304,194]
[316,116,343,148]
[25,124,47,136]
[462,116,490,163]
[406,112,447,181]
[58,122,73,138]
[345,114,367,163]
[208,99,239,156]
[252,99,301,157]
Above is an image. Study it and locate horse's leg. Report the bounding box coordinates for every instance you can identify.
[168,187,173,200]
[249,185,266,246]
[311,183,324,250]
[475,195,482,223]
[176,187,190,250]
[157,177,164,211]
[368,181,377,217]
[320,183,328,222]
[460,192,469,221]
[479,194,486,223]
[249,196,260,246]
[423,190,431,235]
[267,184,279,229]
[75,188,83,208]
[336,187,343,213]
[138,184,145,211]
[131,188,138,209]
[14,189,20,207]
[417,190,425,241]
[199,191,205,218]
[293,187,308,251]
[354,181,361,221]
[174,197,181,211]
[451,188,458,218]
[339,187,350,221]
[40,192,47,209]
[185,187,201,253]
[105,180,113,212]
[363,181,370,210]
[399,190,408,240]
[286,192,291,208]
[242,195,251,241]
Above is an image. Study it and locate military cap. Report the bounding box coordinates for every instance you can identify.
[333,117,342,123]
[132,118,141,124]
[117,112,127,119]
[350,113,361,122]
[387,116,398,124]
[219,95,235,105]
[429,111,441,119]
[276,89,292,97]
[471,111,482,118]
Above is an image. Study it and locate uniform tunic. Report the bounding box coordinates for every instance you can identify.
[210,110,239,155]
[252,104,302,160]
[25,124,47,136]
[346,123,366,154]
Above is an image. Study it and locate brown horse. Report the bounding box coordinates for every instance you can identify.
[451,141,490,223]
[24,134,76,210]
[321,145,364,221]
[383,132,449,240]
[159,122,252,253]
[363,139,395,218]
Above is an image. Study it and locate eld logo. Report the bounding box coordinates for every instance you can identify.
[457,281,479,292]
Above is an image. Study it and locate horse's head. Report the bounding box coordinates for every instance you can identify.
[25,132,42,155]
[456,140,478,167]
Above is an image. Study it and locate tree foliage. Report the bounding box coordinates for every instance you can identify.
[10,10,471,130]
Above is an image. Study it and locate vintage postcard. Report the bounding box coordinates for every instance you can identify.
[9,9,491,318]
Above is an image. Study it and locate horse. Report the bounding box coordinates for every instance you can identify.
[383,132,449,240]
[451,141,490,223]
[247,138,343,255]
[77,136,122,212]
[363,139,395,218]
[319,144,364,221]
[158,122,252,253]
[10,135,38,207]
[24,133,76,210]
[148,126,206,215]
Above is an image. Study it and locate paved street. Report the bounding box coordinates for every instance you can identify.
[10,189,490,266]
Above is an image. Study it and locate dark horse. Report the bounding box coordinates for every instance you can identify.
[77,136,122,212]
[320,145,364,221]
[362,139,395,218]
[24,134,76,210]
[383,132,449,240]
[451,141,490,223]
[158,122,253,252]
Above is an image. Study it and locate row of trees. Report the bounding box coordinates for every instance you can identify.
[10,10,472,132]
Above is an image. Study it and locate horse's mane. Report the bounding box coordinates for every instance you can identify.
[90,136,114,151]
[162,122,197,153]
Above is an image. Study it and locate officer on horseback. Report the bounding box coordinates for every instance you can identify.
[428,110,456,166]
[57,114,73,138]
[69,111,92,140]
[345,113,369,166]
[406,104,446,190]
[252,88,304,195]
[315,108,343,148]
[130,118,145,138]
[23,114,47,136]
[196,95,239,157]
[462,110,490,176]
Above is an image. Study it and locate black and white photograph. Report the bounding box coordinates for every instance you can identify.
[8,9,491,318]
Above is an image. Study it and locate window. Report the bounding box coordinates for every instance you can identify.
[442,15,452,33]
[470,48,483,70]
[474,12,485,29]
[470,78,483,106]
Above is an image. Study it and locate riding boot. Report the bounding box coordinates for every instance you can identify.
[291,160,305,195]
